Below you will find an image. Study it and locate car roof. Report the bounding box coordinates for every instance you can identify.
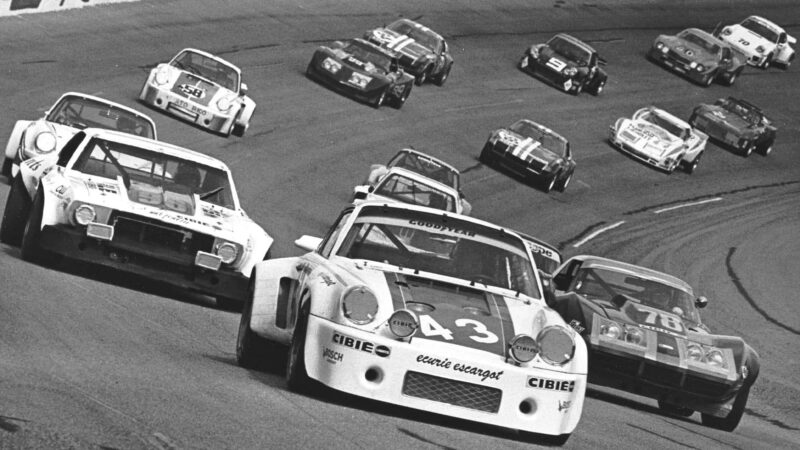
[396,148,459,173]
[389,18,444,41]
[512,119,569,141]
[172,48,241,74]
[570,255,693,292]
[552,33,596,54]
[743,15,784,33]
[382,166,459,195]
[681,28,727,47]
[54,92,156,127]
[637,106,691,129]
[81,128,230,171]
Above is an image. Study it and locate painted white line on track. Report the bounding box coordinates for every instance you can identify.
[653,197,723,214]
[573,221,625,248]
[445,99,523,112]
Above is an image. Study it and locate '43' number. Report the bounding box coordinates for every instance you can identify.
[418,315,499,344]
[641,310,683,332]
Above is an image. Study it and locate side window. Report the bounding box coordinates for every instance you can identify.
[721,47,731,60]
[553,260,582,291]
[56,131,86,167]
[779,33,787,44]
[318,211,352,258]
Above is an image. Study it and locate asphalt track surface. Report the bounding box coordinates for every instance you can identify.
[0,0,798,448]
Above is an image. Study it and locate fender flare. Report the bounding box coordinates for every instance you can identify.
[250,257,302,344]
[236,96,256,128]
[5,120,31,160]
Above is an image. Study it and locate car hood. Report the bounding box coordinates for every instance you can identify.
[662,35,719,65]
[698,105,754,132]
[159,64,237,107]
[496,130,561,165]
[616,119,684,158]
[723,25,776,55]
[537,46,584,74]
[370,28,432,61]
[21,120,82,158]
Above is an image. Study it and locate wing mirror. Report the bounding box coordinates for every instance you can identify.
[552,272,570,291]
[353,185,373,200]
[240,83,248,95]
[695,296,708,308]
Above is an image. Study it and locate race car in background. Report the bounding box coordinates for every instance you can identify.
[2,92,156,179]
[517,232,562,305]
[549,255,760,432]
[364,18,454,86]
[0,128,273,309]
[307,38,415,109]
[689,97,777,157]
[519,33,608,96]
[360,148,471,215]
[716,15,796,69]
[353,166,469,215]
[648,28,747,86]
[236,202,588,445]
[609,106,708,174]
[139,48,255,137]
[480,119,576,193]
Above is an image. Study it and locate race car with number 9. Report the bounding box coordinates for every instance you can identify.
[237,202,588,445]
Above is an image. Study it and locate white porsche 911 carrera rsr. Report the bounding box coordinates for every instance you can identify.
[717,15,796,69]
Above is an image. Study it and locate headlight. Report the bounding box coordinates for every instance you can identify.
[216,96,234,112]
[348,72,372,89]
[655,42,664,50]
[388,309,418,338]
[537,326,575,366]
[35,132,57,153]
[600,322,622,339]
[624,326,646,346]
[564,67,578,77]
[341,285,378,325]
[215,242,239,264]
[696,64,705,71]
[154,67,170,85]
[704,348,726,368]
[686,343,704,361]
[689,61,697,69]
[508,334,538,363]
[529,45,539,58]
[721,28,732,36]
[755,45,765,54]
[660,45,669,54]
[322,57,342,74]
[74,205,96,225]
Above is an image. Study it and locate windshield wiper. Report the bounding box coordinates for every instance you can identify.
[199,186,224,201]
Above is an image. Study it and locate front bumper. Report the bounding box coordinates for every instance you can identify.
[647,48,714,84]
[140,83,236,133]
[303,315,586,436]
[306,63,385,104]
[38,224,249,300]
[483,142,551,180]
[608,130,679,173]
[520,55,579,93]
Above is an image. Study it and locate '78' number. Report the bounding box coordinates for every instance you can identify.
[418,315,499,344]
[641,309,683,332]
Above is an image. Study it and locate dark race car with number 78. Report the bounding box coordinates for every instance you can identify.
[548,255,760,432]
[688,97,777,157]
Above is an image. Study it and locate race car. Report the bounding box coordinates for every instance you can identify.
[2,92,156,179]
[364,18,454,86]
[689,97,777,157]
[236,201,588,445]
[360,148,470,215]
[549,255,760,432]
[139,48,255,137]
[716,15,796,69]
[519,33,607,95]
[0,128,273,308]
[353,166,469,215]
[648,28,747,86]
[609,106,708,174]
[480,119,576,193]
[306,38,415,108]
[517,232,562,305]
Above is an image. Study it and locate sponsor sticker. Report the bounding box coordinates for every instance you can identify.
[527,376,575,392]
[416,354,504,382]
[568,320,585,334]
[558,400,572,412]
[332,332,390,358]
[323,347,343,363]
[407,220,476,237]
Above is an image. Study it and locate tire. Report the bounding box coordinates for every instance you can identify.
[371,89,387,108]
[286,302,311,392]
[479,143,494,166]
[216,296,244,312]
[702,70,716,87]
[742,141,755,158]
[392,85,411,110]
[760,143,773,156]
[658,400,694,417]
[231,123,246,137]
[414,66,430,86]
[236,277,285,371]
[541,174,557,193]
[0,174,32,246]
[572,82,583,95]
[1,157,12,179]
[760,53,773,69]
[556,171,573,192]
[701,385,750,432]
[433,63,452,86]
[684,151,702,174]
[20,188,46,264]
[724,68,741,86]
[590,78,606,96]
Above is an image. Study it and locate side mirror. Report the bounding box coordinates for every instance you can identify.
[353,185,372,200]
[295,235,322,252]
[240,82,248,95]
[552,272,571,291]
[695,296,708,308]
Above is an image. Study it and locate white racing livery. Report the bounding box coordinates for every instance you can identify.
[353,166,470,215]
[609,106,708,174]
[139,48,256,137]
[237,202,587,445]
[0,128,272,308]
[2,92,156,179]
[717,15,796,69]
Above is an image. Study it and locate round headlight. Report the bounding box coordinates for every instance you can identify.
[696,64,705,71]
[600,323,621,340]
[509,334,539,363]
[686,343,703,361]
[388,309,418,338]
[537,326,575,366]
[655,42,664,50]
[216,242,238,264]
[624,326,645,346]
[341,285,378,325]
[155,67,170,85]
[74,204,95,225]
[217,97,233,112]
[689,61,697,69]
[35,132,57,153]
[722,28,732,36]
[660,45,669,54]
[564,67,578,76]
[705,349,725,367]
[755,45,765,54]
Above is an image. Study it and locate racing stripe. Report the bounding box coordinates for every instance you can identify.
[518,141,542,162]
[384,272,409,311]
[387,35,409,50]
[487,293,514,352]
[394,37,416,52]
[511,137,534,158]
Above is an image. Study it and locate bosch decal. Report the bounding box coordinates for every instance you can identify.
[323,347,343,363]
[332,332,390,357]
[527,376,575,392]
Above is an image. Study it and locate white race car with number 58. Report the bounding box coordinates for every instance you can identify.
[237,202,587,445]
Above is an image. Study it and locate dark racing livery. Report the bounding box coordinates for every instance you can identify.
[689,97,777,157]
[519,33,607,96]
[648,28,747,86]
[365,18,454,86]
[480,119,576,193]
[548,255,760,432]
[306,38,415,108]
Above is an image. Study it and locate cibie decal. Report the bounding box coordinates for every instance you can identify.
[332,332,390,358]
[527,376,575,392]
[416,354,504,382]
[558,400,572,412]
[323,347,343,364]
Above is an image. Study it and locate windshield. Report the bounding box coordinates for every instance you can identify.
[741,18,779,42]
[388,151,458,190]
[374,173,457,212]
[640,111,686,139]
[719,98,762,125]
[387,20,442,52]
[47,96,155,139]
[547,35,591,66]
[509,120,568,156]
[571,267,700,323]
[343,41,392,72]
[336,209,541,298]
[679,30,720,54]
[171,50,239,92]
[72,137,235,209]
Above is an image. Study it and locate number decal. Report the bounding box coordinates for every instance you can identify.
[454,318,499,344]
[419,315,454,341]
[641,309,683,332]
[178,84,205,99]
